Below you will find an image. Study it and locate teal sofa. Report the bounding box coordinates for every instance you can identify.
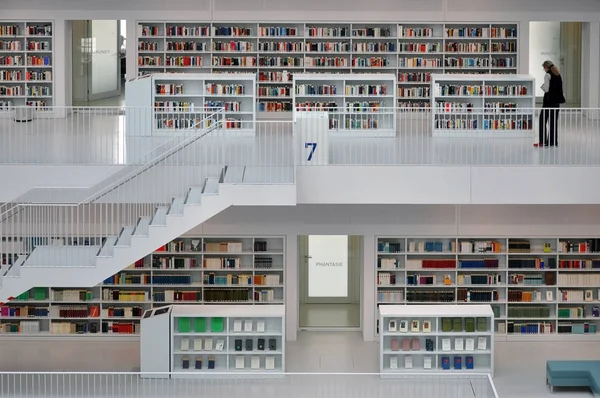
[546,360,600,395]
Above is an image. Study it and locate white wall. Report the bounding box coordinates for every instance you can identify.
[297,166,600,205]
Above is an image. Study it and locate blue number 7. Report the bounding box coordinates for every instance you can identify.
[305,142,317,161]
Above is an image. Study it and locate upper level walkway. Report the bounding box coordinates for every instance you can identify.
[0,107,598,167]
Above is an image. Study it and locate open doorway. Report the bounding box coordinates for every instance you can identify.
[529,21,582,107]
[298,235,362,330]
[71,20,125,106]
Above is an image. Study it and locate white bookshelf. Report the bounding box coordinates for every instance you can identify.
[431,73,534,137]
[169,304,285,376]
[0,21,53,116]
[293,73,397,137]
[379,304,494,376]
[136,22,519,116]
[376,237,600,341]
[125,73,256,137]
[0,236,285,338]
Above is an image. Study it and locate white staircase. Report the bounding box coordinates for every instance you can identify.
[0,175,296,302]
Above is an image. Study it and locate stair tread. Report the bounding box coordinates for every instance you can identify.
[203,177,219,194]
[25,246,100,267]
[223,166,244,183]
[151,207,167,226]
[169,197,185,216]
[133,216,151,236]
[186,187,203,205]
[115,226,134,247]
[98,236,118,256]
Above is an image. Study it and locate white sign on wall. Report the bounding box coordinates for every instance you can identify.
[308,235,348,297]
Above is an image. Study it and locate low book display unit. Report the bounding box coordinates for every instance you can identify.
[141,304,285,377]
[430,73,535,137]
[379,304,494,376]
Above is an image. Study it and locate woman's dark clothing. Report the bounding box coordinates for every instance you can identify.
[539,72,565,147]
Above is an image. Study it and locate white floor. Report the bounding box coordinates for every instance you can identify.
[1,113,600,166]
[299,303,361,328]
[0,333,598,397]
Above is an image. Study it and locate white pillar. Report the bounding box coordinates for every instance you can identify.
[362,234,376,341]
[285,234,298,341]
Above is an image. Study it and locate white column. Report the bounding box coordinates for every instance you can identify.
[285,234,298,341]
[53,19,67,108]
[581,22,600,117]
[362,234,376,341]
[126,19,137,81]
[519,20,530,75]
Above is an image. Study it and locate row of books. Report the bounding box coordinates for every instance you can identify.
[398,86,429,98]
[258,86,290,97]
[259,57,303,67]
[507,306,551,318]
[559,273,600,286]
[445,57,490,68]
[258,101,292,112]
[457,289,499,302]
[0,25,52,37]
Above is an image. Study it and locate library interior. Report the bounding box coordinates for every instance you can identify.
[0,0,600,397]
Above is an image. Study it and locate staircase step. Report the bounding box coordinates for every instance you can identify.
[25,246,100,267]
[168,197,185,216]
[223,166,245,183]
[98,236,118,257]
[133,216,151,236]
[151,206,167,226]
[116,226,135,247]
[185,187,203,205]
[203,177,219,194]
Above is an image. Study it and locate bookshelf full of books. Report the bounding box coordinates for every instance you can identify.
[430,73,535,137]
[377,236,600,341]
[141,304,285,376]
[0,21,53,115]
[125,73,256,137]
[293,73,397,137]
[0,236,285,338]
[379,304,494,375]
[136,22,519,117]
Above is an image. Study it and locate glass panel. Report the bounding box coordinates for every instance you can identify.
[90,20,119,96]
[529,22,560,98]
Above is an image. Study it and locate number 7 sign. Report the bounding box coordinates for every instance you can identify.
[305,142,317,161]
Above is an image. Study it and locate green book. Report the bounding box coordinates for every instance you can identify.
[211,317,224,333]
[465,317,475,332]
[16,291,29,301]
[178,317,191,333]
[194,317,207,333]
[33,287,46,301]
[476,317,487,332]
[452,317,463,332]
[491,306,500,318]
[442,318,452,332]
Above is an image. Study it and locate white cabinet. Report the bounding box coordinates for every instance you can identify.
[379,304,494,376]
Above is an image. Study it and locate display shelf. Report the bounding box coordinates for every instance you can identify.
[0,21,53,116]
[136,22,518,116]
[376,237,600,340]
[430,73,534,137]
[0,236,285,338]
[293,73,396,137]
[379,304,494,376]
[140,304,284,377]
[125,73,256,137]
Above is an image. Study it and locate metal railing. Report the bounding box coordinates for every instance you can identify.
[2,105,599,166]
[0,108,228,269]
[295,106,600,166]
[0,372,499,398]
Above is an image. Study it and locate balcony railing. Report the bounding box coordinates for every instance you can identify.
[0,372,499,398]
[0,106,599,166]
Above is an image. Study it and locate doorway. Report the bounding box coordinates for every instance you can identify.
[529,21,582,107]
[298,235,362,330]
[71,20,125,106]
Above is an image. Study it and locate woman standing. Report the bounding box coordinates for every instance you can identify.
[535,60,565,147]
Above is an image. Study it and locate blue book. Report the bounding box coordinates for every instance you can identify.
[454,356,462,370]
[466,356,474,369]
[441,356,450,370]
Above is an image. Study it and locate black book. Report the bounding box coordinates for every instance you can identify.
[245,339,253,351]
[257,338,265,350]
[235,339,242,351]
[269,338,276,351]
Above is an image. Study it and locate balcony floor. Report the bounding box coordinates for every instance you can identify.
[1,113,599,166]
